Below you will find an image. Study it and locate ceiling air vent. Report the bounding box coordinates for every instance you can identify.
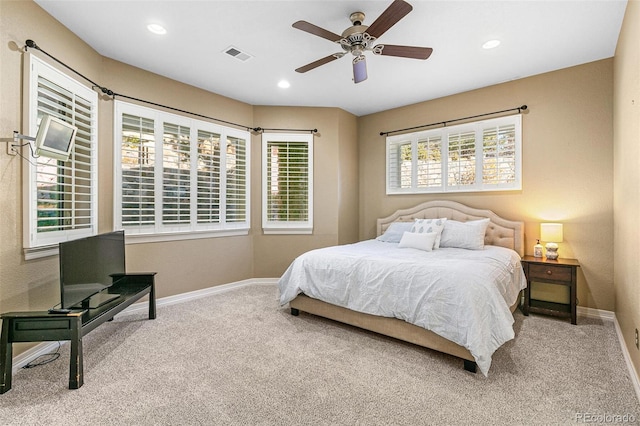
[224,46,252,62]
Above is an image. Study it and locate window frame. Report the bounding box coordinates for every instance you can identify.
[23,54,99,259]
[386,114,522,194]
[114,101,251,243]
[261,132,314,235]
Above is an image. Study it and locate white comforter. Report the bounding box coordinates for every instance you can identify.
[278,240,527,376]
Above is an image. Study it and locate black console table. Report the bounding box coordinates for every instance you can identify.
[0,273,156,393]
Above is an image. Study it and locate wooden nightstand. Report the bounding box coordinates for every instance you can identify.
[521,256,580,324]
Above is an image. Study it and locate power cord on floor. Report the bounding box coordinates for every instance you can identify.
[22,342,61,369]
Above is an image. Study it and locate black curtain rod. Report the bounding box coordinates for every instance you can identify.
[256,127,318,134]
[24,40,318,135]
[379,105,528,136]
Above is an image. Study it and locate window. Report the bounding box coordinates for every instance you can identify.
[115,102,250,241]
[262,133,313,234]
[386,115,522,194]
[24,54,98,257]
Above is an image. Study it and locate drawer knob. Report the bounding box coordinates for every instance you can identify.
[546,270,552,275]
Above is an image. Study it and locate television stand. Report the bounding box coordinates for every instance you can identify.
[0,273,156,394]
[85,292,120,309]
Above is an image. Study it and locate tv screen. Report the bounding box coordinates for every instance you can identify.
[59,231,126,309]
[35,114,77,161]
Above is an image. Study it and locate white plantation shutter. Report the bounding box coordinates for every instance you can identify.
[26,55,98,251]
[114,102,250,239]
[482,122,518,187]
[386,115,521,194]
[162,122,191,226]
[262,133,313,234]
[196,130,221,224]
[447,130,476,188]
[225,135,247,223]
[121,114,155,228]
[387,139,411,191]
[417,135,442,189]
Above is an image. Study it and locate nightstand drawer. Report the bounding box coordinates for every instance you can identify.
[528,264,572,282]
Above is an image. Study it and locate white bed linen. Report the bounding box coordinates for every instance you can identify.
[278,240,527,376]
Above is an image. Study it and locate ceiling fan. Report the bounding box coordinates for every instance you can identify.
[292,0,433,84]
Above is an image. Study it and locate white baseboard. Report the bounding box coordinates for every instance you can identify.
[122,277,278,314]
[577,305,615,321]
[11,278,279,374]
[12,341,62,372]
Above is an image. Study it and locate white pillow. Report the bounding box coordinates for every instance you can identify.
[439,219,490,250]
[376,222,414,243]
[398,231,437,252]
[410,218,447,249]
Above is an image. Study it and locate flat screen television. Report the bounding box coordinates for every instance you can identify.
[59,230,125,309]
[35,114,77,161]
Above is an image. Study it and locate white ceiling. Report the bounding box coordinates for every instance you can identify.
[34,0,627,116]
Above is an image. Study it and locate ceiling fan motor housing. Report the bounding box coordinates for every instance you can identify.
[340,16,374,57]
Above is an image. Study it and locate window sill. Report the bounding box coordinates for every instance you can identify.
[125,228,250,244]
[24,245,59,260]
[262,228,313,235]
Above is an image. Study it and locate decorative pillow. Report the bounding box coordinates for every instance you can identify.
[398,231,437,252]
[410,218,447,249]
[439,218,490,250]
[376,222,414,243]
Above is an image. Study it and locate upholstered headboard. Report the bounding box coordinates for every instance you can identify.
[376,200,525,257]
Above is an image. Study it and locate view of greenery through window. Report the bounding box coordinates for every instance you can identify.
[266,141,309,222]
[119,105,248,235]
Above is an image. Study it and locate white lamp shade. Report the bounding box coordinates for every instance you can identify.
[541,223,563,243]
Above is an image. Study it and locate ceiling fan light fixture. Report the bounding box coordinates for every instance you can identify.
[482,39,501,49]
[277,80,291,89]
[353,55,367,83]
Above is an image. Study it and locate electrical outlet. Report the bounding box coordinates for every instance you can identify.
[7,142,17,156]
[635,329,639,350]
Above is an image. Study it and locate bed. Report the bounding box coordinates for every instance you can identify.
[278,200,526,375]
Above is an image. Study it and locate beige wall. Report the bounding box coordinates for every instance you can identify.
[358,59,614,312]
[614,0,640,381]
[251,106,358,277]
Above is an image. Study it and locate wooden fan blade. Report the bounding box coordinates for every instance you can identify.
[295,54,341,73]
[292,21,342,42]
[374,45,433,60]
[365,0,413,39]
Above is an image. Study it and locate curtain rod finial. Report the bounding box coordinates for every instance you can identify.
[25,39,37,49]
[520,105,528,111]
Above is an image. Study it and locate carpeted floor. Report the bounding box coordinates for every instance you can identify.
[0,283,638,425]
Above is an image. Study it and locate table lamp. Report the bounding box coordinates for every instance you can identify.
[541,223,563,260]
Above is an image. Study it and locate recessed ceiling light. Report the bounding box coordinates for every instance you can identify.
[278,80,291,89]
[482,39,501,49]
[147,24,167,35]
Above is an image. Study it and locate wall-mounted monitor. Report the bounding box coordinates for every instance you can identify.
[34,114,77,161]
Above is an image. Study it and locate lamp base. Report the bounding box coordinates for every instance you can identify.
[545,242,559,260]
